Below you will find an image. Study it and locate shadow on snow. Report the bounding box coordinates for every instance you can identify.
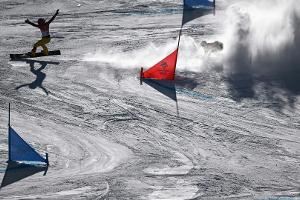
[0,161,48,188]
[14,59,60,95]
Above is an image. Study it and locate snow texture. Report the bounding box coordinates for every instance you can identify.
[0,0,299,199]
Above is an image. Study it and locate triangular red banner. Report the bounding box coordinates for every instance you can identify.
[141,49,178,80]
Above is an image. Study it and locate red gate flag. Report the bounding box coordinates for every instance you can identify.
[141,49,178,80]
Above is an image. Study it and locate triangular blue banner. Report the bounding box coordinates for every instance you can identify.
[9,127,46,163]
[183,0,215,25]
[184,0,214,8]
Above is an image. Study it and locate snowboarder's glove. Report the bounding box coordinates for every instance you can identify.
[56,9,59,15]
[25,19,29,23]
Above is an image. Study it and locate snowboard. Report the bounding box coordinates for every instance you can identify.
[10,50,61,60]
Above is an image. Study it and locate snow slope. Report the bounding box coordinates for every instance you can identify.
[0,0,299,199]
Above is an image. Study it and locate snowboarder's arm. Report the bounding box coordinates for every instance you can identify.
[47,9,59,24]
[25,19,38,27]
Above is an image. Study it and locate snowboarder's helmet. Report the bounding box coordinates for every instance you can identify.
[37,18,45,25]
[201,41,207,46]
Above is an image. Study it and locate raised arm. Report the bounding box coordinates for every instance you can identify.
[25,19,38,27]
[47,9,59,24]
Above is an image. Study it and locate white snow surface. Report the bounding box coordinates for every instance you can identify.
[0,0,299,199]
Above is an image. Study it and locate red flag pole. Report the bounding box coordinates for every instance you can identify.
[174,24,183,79]
[177,25,183,50]
[175,0,185,76]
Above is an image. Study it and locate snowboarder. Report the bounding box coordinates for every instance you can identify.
[25,9,59,57]
[201,40,223,53]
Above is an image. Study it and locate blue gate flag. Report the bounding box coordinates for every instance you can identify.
[9,127,46,163]
[183,0,215,25]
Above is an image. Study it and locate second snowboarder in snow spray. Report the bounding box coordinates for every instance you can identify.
[25,9,59,57]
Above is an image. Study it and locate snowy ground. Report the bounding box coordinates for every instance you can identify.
[0,0,299,199]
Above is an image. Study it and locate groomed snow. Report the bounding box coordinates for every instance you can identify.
[0,0,299,199]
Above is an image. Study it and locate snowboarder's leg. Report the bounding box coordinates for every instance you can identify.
[31,37,51,56]
[31,39,42,57]
[41,44,49,56]
[41,37,51,55]
[31,46,37,57]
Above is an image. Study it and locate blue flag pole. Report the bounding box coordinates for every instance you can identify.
[8,103,10,127]
[8,103,11,162]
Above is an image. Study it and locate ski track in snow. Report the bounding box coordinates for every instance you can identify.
[0,0,300,200]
